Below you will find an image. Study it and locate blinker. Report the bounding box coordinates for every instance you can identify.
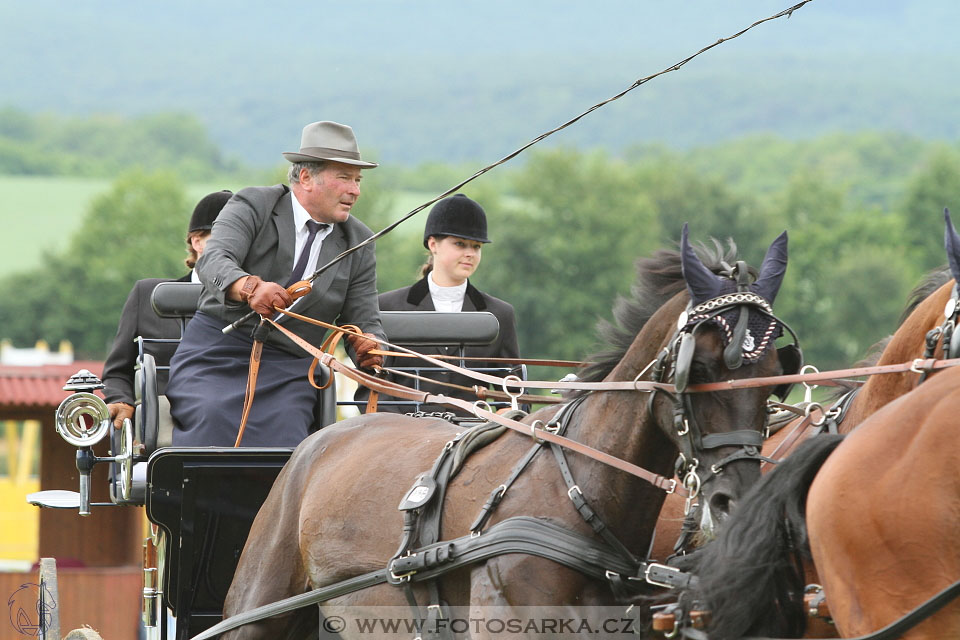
[674,333,696,393]
[773,343,804,401]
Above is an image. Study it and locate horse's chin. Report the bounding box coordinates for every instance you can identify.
[693,501,718,546]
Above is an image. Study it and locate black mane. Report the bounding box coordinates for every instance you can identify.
[899,265,952,326]
[577,239,738,384]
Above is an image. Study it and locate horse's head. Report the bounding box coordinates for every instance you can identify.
[648,224,798,537]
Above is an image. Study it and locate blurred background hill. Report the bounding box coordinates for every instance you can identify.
[3,0,960,370]
[3,0,960,166]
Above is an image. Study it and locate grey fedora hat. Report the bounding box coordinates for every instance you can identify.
[282,121,378,168]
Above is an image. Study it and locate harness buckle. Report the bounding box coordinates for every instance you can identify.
[676,418,690,437]
[800,365,819,404]
[567,485,582,500]
[502,375,523,411]
[389,553,418,582]
[644,562,688,589]
[910,358,928,374]
[471,400,493,418]
[664,478,677,494]
[389,567,415,582]
[804,401,826,427]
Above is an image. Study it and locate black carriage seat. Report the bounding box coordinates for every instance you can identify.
[350,310,525,414]
[136,282,202,455]
[118,281,333,505]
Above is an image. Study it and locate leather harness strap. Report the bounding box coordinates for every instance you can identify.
[234,339,263,447]
[190,516,648,640]
[275,301,960,396]
[265,316,688,497]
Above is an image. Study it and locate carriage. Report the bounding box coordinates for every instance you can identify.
[31,280,527,639]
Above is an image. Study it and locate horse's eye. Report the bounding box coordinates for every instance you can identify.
[688,361,712,383]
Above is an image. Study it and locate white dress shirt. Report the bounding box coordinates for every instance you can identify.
[290,192,334,282]
[427,272,467,312]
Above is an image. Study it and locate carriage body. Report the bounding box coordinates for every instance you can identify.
[35,281,523,639]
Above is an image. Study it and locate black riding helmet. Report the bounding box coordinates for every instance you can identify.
[422,194,491,248]
[189,190,233,233]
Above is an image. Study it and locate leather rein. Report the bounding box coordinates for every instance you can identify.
[233,290,960,502]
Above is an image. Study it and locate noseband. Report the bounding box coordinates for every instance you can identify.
[649,279,801,512]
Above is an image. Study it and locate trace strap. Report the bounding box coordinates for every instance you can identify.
[191,516,653,640]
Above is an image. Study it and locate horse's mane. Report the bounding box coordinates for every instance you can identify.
[577,239,738,384]
[899,265,952,326]
[827,266,950,400]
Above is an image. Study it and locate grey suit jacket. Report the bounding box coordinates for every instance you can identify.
[103,273,191,405]
[195,184,384,356]
[371,277,520,413]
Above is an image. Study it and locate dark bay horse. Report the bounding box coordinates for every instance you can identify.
[222,225,795,639]
[673,212,960,639]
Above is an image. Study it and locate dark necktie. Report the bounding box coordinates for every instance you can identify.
[286,220,328,286]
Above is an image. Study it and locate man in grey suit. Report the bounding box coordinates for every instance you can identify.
[166,121,385,447]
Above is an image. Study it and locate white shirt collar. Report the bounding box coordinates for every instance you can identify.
[291,191,331,234]
[289,192,334,280]
[428,271,467,312]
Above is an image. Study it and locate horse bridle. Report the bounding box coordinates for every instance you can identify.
[649,276,802,512]
[918,282,960,384]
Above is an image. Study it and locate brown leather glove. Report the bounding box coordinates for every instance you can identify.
[346,332,383,370]
[108,402,134,430]
[239,276,293,318]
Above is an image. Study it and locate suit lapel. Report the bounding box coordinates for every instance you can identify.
[464,282,487,311]
[272,190,296,279]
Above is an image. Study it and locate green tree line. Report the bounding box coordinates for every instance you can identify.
[4,123,960,374]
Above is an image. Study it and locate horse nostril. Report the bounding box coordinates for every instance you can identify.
[709,491,735,517]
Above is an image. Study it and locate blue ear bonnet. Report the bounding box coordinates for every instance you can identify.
[679,224,789,365]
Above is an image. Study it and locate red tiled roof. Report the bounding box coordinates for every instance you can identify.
[0,362,104,409]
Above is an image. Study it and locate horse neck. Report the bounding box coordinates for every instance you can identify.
[561,294,685,536]
[844,280,954,429]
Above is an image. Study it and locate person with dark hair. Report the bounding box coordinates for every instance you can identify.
[371,193,520,414]
[165,121,385,447]
[104,190,233,429]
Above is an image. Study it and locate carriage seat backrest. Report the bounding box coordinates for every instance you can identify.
[151,281,203,319]
[140,280,335,447]
[379,311,499,347]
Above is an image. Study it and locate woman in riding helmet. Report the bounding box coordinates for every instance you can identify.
[368,193,520,414]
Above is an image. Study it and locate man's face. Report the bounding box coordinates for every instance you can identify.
[300,161,363,223]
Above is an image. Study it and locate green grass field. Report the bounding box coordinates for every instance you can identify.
[0,176,254,279]
[1,175,112,277]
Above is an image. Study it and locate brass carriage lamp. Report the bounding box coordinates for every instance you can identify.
[27,369,134,516]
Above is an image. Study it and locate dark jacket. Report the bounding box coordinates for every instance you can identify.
[371,277,520,414]
[103,273,191,405]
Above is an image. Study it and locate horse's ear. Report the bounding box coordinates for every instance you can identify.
[681,223,722,304]
[752,230,788,304]
[944,209,960,285]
